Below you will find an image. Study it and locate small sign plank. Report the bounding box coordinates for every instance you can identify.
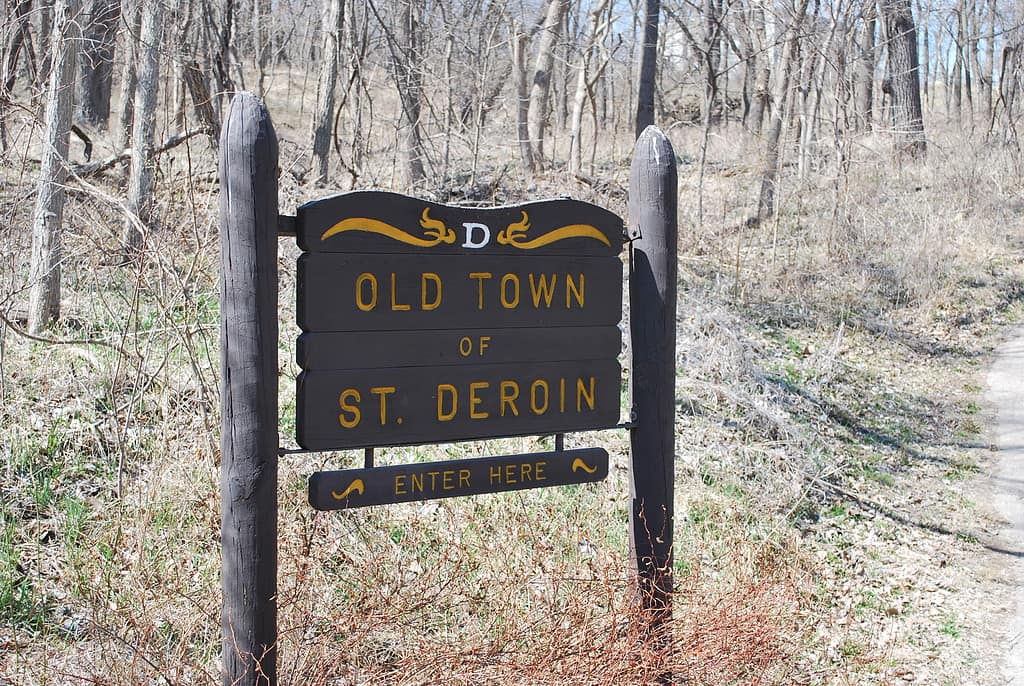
[296,252,623,333]
[308,447,609,510]
[296,191,624,256]
[296,359,621,450]
[296,326,622,370]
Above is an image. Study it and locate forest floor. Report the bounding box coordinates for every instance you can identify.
[3,87,1024,682]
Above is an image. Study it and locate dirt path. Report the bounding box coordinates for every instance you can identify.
[987,326,1024,684]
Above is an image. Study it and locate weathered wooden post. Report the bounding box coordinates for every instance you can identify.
[219,93,279,685]
[628,126,678,633]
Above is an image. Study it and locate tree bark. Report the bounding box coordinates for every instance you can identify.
[527,0,569,167]
[116,0,141,177]
[394,0,425,186]
[756,0,808,222]
[28,0,80,333]
[855,0,876,131]
[309,0,344,186]
[635,0,659,137]
[75,0,119,127]
[748,0,770,135]
[881,0,926,155]
[512,25,535,174]
[122,0,163,255]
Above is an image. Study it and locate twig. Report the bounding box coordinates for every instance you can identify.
[0,308,141,363]
[70,128,211,178]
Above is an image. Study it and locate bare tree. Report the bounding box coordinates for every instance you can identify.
[527,0,569,168]
[756,0,808,222]
[309,0,345,186]
[75,0,119,127]
[881,0,926,156]
[635,0,659,136]
[28,0,80,333]
[122,0,163,255]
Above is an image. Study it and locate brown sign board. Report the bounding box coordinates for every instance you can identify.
[297,252,622,332]
[296,359,620,450]
[296,191,624,256]
[297,326,621,370]
[308,447,609,510]
[294,192,625,452]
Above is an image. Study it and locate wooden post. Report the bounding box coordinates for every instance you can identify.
[219,93,279,686]
[628,126,678,633]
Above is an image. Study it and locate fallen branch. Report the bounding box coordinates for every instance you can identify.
[71,128,212,178]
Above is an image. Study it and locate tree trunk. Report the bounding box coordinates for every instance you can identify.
[881,0,926,155]
[756,0,808,222]
[28,0,80,333]
[635,0,659,137]
[855,1,876,131]
[309,0,344,186]
[512,25,535,174]
[75,0,119,127]
[122,0,163,256]
[527,0,569,167]
[702,0,720,126]
[748,0,770,135]
[116,0,141,177]
[394,0,425,186]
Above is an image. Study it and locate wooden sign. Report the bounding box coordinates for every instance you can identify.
[309,448,609,510]
[294,192,625,452]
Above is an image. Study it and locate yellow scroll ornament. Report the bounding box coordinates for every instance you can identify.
[320,208,457,247]
[331,478,365,500]
[497,211,610,250]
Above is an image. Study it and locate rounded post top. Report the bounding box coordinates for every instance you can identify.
[631,126,677,173]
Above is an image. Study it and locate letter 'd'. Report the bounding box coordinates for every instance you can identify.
[461,222,491,249]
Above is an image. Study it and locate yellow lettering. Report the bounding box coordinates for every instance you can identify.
[528,273,557,307]
[535,461,547,481]
[505,464,517,484]
[469,381,490,419]
[421,272,442,310]
[566,273,585,308]
[500,274,520,309]
[427,471,440,490]
[459,469,471,488]
[479,336,491,355]
[390,273,411,311]
[442,470,455,490]
[499,381,520,417]
[437,384,458,421]
[338,389,361,428]
[530,380,549,415]
[370,386,396,425]
[394,474,407,495]
[458,336,472,356]
[559,378,566,413]
[489,465,501,484]
[355,273,377,311]
[521,462,533,481]
[576,376,596,411]
[411,472,424,493]
[469,272,492,310]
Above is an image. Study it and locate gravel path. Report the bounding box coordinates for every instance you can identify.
[987,327,1024,684]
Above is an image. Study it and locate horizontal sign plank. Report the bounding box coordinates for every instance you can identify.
[295,359,621,450]
[296,326,622,370]
[297,252,623,333]
[296,191,624,256]
[308,447,609,510]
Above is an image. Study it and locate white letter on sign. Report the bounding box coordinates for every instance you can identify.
[461,222,491,249]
